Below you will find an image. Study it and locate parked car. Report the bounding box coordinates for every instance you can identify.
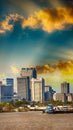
[63,106,68,111]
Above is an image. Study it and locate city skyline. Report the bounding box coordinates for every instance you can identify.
[0,0,73,92]
[0,67,73,93]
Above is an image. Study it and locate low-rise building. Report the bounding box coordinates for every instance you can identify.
[66,94,73,102]
[53,93,67,102]
[44,86,55,101]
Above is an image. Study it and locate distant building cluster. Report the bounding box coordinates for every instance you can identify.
[17,68,45,102]
[53,82,73,102]
[0,68,73,103]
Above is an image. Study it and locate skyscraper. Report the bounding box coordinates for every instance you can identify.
[61,82,70,94]
[17,77,30,101]
[20,67,37,79]
[31,78,45,102]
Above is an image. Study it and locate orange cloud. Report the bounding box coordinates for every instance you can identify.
[23,7,73,33]
[0,30,5,34]
[0,14,24,33]
[56,61,73,76]
[0,8,73,34]
[36,64,55,74]
[22,16,39,29]
[36,60,73,76]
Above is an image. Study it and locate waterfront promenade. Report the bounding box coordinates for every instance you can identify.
[0,111,73,130]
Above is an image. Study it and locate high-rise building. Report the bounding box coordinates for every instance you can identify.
[20,68,37,79]
[17,77,30,101]
[31,78,45,102]
[6,78,14,86]
[0,85,13,102]
[61,82,70,94]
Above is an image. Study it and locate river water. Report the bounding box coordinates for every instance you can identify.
[0,111,73,130]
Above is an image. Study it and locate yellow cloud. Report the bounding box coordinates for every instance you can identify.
[22,16,39,29]
[36,60,73,76]
[0,30,5,34]
[22,7,73,33]
[36,64,55,74]
[10,65,19,75]
[0,74,5,78]
[56,61,73,76]
[0,14,24,33]
[37,61,73,87]
[0,8,73,34]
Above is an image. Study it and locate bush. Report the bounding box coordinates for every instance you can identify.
[3,103,14,112]
[0,104,3,112]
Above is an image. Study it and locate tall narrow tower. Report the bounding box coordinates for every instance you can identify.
[61,82,70,94]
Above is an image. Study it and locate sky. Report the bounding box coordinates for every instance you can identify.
[0,0,73,92]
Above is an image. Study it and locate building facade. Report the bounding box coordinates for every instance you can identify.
[31,78,44,102]
[17,77,30,101]
[66,94,73,102]
[0,81,2,85]
[20,68,37,79]
[53,93,67,102]
[0,85,13,102]
[44,86,52,101]
[61,82,70,94]
[6,78,14,86]
[44,86,56,101]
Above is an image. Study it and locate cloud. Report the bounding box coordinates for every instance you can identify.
[56,60,73,76]
[22,16,39,29]
[36,64,55,73]
[10,65,19,75]
[36,60,73,89]
[0,13,24,33]
[0,7,73,34]
[36,60,73,76]
[24,7,73,33]
[0,74,5,78]
[0,30,5,34]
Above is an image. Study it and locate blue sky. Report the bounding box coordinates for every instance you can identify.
[0,0,73,92]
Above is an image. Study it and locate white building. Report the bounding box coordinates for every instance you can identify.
[31,78,45,102]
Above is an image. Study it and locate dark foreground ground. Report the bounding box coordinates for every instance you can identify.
[0,111,73,130]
